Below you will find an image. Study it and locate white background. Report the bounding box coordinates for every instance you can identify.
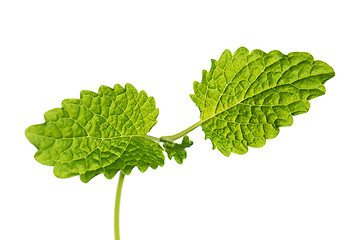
[0,0,360,239]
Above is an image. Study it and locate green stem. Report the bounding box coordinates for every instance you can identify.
[114,171,125,240]
[160,121,202,142]
[145,135,161,142]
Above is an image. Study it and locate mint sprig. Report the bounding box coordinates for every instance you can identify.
[25,46,335,240]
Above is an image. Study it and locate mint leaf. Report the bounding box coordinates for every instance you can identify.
[163,135,193,164]
[25,84,164,183]
[190,47,335,156]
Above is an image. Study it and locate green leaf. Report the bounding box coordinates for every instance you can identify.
[25,84,164,183]
[190,47,335,156]
[163,135,193,164]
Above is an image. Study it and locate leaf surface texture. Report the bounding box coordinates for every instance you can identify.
[26,84,164,182]
[190,47,335,156]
